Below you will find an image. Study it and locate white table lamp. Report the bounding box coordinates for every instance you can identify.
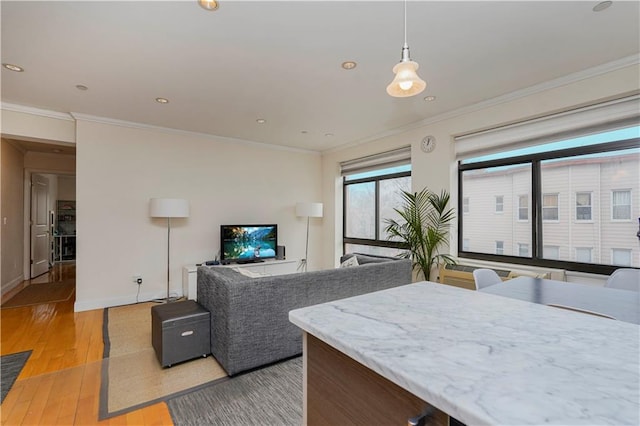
[150,198,190,302]
[296,202,323,272]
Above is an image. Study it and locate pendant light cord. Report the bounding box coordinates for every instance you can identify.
[404,0,407,46]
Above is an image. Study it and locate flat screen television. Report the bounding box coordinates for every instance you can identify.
[220,224,278,263]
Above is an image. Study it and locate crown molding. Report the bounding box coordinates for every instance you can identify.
[69,112,320,156]
[1,102,75,121]
[325,54,640,154]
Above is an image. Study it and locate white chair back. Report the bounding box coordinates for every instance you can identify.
[605,268,640,292]
[472,268,503,290]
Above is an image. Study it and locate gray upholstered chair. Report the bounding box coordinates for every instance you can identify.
[472,268,502,290]
[605,268,640,292]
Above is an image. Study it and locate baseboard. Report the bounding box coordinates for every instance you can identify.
[74,289,186,312]
[1,275,27,300]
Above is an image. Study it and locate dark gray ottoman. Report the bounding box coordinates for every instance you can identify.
[151,300,210,367]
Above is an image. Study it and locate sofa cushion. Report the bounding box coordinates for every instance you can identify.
[339,255,359,268]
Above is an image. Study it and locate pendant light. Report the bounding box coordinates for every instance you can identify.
[386,0,426,98]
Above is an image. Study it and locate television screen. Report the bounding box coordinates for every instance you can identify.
[220,224,277,262]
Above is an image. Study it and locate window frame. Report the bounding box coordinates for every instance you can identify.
[575,191,593,222]
[611,189,632,221]
[542,193,559,222]
[517,195,529,221]
[495,195,504,214]
[458,137,639,275]
[343,170,411,253]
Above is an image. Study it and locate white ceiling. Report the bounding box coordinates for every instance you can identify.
[1,1,639,153]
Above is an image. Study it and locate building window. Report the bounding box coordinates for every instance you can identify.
[612,190,631,220]
[544,245,560,260]
[575,247,592,263]
[463,197,470,214]
[342,147,411,257]
[495,196,504,213]
[612,249,632,266]
[576,192,592,221]
[495,241,504,255]
[542,193,559,221]
[459,124,640,274]
[518,195,529,221]
[518,243,529,257]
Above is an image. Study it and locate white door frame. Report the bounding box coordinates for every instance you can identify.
[22,168,76,280]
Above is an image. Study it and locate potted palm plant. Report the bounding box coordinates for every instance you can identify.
[385,188,456,281]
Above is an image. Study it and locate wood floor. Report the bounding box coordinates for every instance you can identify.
[1,263,174,425]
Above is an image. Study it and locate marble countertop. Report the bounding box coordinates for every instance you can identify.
[289,282,639,425]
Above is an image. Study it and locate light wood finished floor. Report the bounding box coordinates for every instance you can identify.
[1,263,174,425]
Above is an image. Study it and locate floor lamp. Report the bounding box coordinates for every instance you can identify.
[149,198,190,302]
[296,202,323,272]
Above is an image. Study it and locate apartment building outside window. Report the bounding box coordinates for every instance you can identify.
[342,147,411,257]
[458,123,639,275]
[495,196,504,213]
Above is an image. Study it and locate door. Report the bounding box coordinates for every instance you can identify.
[30,174,50,278]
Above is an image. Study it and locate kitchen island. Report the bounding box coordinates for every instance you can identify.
[289,282,639,425]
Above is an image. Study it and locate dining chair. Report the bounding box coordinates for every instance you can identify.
[472,268,503,290]
[605,268,640,292]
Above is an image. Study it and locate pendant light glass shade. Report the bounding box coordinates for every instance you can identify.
[386,58,426,97]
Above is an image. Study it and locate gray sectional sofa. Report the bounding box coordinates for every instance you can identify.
[197,254,412,375]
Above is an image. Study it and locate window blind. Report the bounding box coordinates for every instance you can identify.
[340,146,411,176]
[454,95,640,160]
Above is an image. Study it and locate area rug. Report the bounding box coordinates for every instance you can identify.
[1,350,32,403]
[1,281,75,308]
[100,302,228,419]
[167,357,303,426]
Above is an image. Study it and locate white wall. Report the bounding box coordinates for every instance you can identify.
[74,119,322,311]
[57,175,76,200]
[321,64,640,271]
[1,139,25,294]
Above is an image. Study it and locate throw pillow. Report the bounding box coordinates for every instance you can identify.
[340,256,359,268]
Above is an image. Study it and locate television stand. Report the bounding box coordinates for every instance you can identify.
[236,259,265,264]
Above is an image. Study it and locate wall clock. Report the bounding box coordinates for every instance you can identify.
[421,135,436,153]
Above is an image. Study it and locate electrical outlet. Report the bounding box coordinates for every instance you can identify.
[132,275,142,285]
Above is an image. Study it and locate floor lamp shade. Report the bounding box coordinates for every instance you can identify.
[149,198,190,218]
[296,202,323,218]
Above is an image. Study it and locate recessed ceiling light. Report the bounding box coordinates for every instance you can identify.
[2,63,24,72]
[325,133,334,137]
[341,61,357,70]
[256,118,266,124]
[155,97,169,104]
[593,1,612,12]
[301,130,308,134]
[424,96,436,102]
[75,84,88,91]
[198,0,219,11]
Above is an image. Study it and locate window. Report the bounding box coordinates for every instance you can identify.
[495,196,504,213]
[518,195,529,221]
[463,197,469,214]
[518,243,529,257]
[612,249,632,266]
[459,124,640,274]
[542,194,559,221]
[495,241,504,255]
[342,147,411,256]
[462,238,470,251]
[612,190,631,220]
[576,192,592,221]
[544,245,560,260]
[575,247,592,263]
